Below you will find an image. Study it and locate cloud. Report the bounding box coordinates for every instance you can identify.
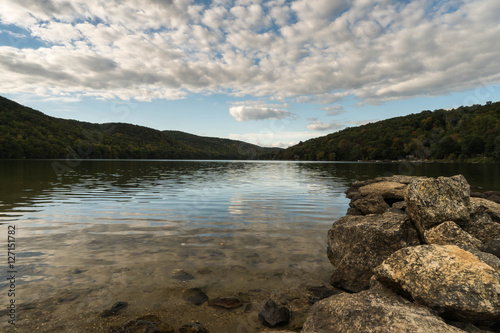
[229,131,319,147]
[306,120,344,131]
[0,0,499,104]
[229,105,293,121]
[320,105,345,116]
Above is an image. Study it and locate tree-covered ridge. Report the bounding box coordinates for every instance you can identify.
[273,101,500,162]
[0,96,279,159]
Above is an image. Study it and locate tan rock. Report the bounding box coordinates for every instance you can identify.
[405,175,471,238]
[374,245,500,326]
[425,221,482,248]
[302,283,465,333]
[358,181,407,200]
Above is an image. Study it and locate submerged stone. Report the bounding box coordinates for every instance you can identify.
[258,299,290,328]
[208,296,243,309]
[183,288,208,306]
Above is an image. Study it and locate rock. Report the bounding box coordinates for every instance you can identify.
[237,292,250,303]
[307,286,343,299]
[471,197,500,222]
[100,301,128,318]
[487,194,500,204]
[405,175,471,239]
[290,311,307,331]
[346,207,362,215]
[110,315,175,333]
[374,245,500,326]
[351,193,390,215]
[327,211,420,292]
[459,246,500,275]
[172,270,195,281]
[358,181,407,200]
[208,296,243,309]
[425,221,482,249]
[443,320,493,333]
[258,300,290,328]
[482,239,500,259]
[302,283,464,333]
[178,322,208,333]
[471,192,488,199]
[183,288,208,305]
[392,201,407,210]
[462,209,500,244]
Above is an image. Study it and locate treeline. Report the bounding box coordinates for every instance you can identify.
[273,101,500,162]
[0,96,278,160]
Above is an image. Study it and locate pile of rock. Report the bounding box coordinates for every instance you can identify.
[303,175,500,332]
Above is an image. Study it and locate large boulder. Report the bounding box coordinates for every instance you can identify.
[424,221,482,249]
[327,211,420,292]
[405,175,471,239]
[301,283,465,333]
[374,245,500,326]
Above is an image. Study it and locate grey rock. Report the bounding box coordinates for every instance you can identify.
[487,194,500,204]
[327,211,420,292]
[405,175,471,238]
[482,239,500,259]
[172,270,195,281]
[100,301,128,318]
[351,193,390,215]
[425,221,482,249]
[258,300,290,328]
[302,283,464,333]
[179,322,208,333]
[110,315,175,333]
[471,197,500,222]
[183,288,208,306]
[374,245,500,326]
[462,209,500,244]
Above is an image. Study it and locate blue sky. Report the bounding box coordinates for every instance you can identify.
[1,0,500,148]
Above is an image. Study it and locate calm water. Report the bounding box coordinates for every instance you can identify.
[1,160,499,332]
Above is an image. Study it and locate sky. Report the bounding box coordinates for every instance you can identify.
[1,0,500,148]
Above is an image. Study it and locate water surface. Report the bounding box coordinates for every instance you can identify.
[0,160,498,332]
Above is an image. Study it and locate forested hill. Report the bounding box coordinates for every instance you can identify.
[273,101,500,162]
[0,96,279,159]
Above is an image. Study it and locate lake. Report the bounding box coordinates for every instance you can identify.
[1,160,499,332]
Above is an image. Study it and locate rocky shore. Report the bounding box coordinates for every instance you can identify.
[303,174,500,332]
[103,174,500,333]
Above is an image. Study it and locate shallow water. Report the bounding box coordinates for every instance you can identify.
[0,160,499,332]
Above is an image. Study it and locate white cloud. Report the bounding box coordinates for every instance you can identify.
[0,0,499,105]
[229,105,293,121]
[320,105,345,116]
[306,120,343,131]
[229,131,319,147]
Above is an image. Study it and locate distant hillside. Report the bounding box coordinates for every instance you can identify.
[273,101,500,162]
[0,96,279,160]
